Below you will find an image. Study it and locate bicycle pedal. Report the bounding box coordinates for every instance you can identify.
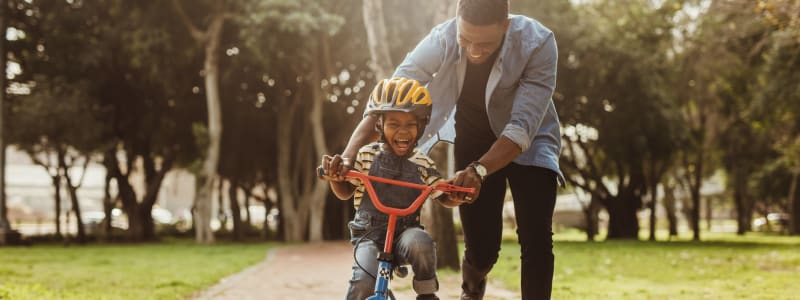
[394,266,409,278]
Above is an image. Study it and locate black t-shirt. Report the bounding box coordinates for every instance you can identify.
[454,46,502,161]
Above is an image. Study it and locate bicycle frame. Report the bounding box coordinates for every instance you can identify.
[319,168,474,300]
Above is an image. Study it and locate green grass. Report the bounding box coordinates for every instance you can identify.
[491,232,800,299]
[0,239,274,300]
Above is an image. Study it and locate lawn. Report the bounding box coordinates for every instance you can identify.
[492,231,800,300]
[1,233,798,300]
[0,239,274,300]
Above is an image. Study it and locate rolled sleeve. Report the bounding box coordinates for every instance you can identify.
[501,124,531,151]
[504,32,558,152]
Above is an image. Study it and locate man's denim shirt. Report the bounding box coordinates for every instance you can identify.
[391,15,564,183]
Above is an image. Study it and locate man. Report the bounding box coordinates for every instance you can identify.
[330,0,562,299]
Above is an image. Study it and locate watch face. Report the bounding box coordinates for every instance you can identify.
[474,163,487,177]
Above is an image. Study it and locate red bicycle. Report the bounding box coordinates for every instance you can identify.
[318,168,475,300]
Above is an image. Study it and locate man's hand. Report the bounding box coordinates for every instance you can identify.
[320,154,352,182]
[436,194,466,208]
[447,167,482,204]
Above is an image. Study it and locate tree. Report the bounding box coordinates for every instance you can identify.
[754,0,800,234]
[11,77,105,243]
[238,0,354,242]
[557,0,683,239]
[0,0,9,245]
[172,0,230,244]
[362,0,393,80]
[82,0,203,242]
[4,0,113,243]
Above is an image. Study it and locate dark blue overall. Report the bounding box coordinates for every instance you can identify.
[345,148,439,299]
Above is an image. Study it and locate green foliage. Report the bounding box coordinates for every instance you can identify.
[8,76,106,153]
[0,240,274,300]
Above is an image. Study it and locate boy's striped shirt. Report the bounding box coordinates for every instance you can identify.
[350,143,443,210]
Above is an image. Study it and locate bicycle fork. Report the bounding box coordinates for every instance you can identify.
[367,255,394,300]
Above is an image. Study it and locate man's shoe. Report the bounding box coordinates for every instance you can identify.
[460,280,486,300]
[461,257,489,300]
[417,294,439,300]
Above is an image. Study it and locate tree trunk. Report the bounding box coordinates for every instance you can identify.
[648,168,658,241]
[105,149,135,239]
[425,142,460,270]
[690,153,703,241]
[362,0,393,80]
[585,198,601,241]
[323,192,351,240]
[648,187,657,241]
[59,152,86,244]
[788,170,799,235]
[243,187,252,227]
[606,196,640,239]
[732,168,753,235]
[0,0,9,246]
[307,46,332,242]
[276,98,308,242]
[260,192,275,240]
[194,11,225,244]
[172,0,225,244]
[105,150,141,240]
[140,155,173,241]
[102,172,113,239]
[52,175,63,238]
[229,179,243,240]
[195,175,215,243]
[663,182,678,238]
[217,179,227,232]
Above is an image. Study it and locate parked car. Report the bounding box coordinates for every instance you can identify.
[752,213,790,233]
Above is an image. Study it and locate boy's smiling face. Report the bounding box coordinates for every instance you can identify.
[381,111,419,157]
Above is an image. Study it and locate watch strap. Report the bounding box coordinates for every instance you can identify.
[468,161,487,182]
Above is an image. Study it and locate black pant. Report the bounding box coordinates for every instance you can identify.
[456,149,557,300]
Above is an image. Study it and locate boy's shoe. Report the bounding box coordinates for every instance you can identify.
[417,294,439,300]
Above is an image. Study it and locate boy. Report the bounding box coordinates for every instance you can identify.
[322,78,461,300]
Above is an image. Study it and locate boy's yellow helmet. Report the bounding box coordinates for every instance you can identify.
[367,77,433,132]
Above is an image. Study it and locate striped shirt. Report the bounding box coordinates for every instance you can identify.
[350,143,443,210]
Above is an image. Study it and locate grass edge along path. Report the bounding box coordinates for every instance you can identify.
[0,239,274,300]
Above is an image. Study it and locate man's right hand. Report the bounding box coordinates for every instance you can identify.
[321,154,352,182]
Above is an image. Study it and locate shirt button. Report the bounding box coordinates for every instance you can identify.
[428,134,434,138]
[444,116,448,121]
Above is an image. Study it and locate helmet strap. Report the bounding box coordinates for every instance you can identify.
[375,114,386,143]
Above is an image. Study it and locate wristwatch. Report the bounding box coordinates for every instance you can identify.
[469,161,488,182]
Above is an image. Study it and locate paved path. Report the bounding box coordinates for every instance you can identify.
[191,241,520,300]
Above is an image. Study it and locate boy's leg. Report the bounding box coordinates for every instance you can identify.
[346,239,380,300]
[457,166,507,299]
[395,227,438,296]
[508,164,557,300]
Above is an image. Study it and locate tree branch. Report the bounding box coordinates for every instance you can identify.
[26,149,58,177]
[73,155,90,190]
[570,139,612,198]
[171,0,206,42]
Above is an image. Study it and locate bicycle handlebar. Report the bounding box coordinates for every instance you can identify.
[318,166,475,255]
[317,167,475,217]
